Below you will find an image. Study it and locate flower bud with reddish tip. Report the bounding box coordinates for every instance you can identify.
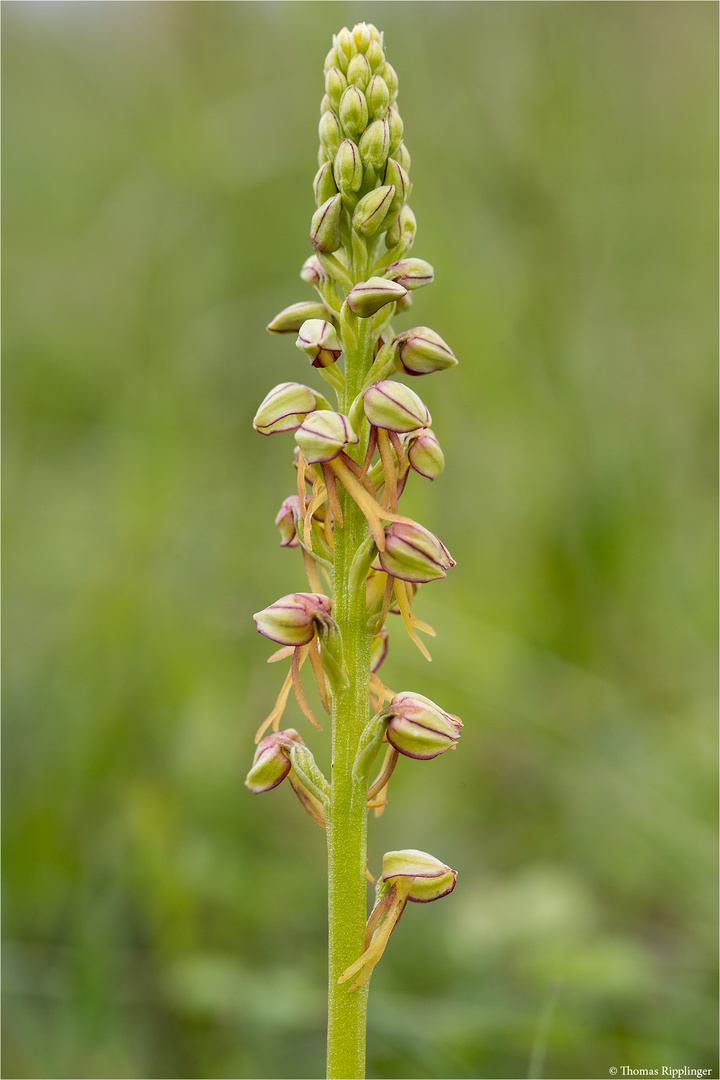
[295,410,358,464]
[405,427,444,479]
[384,692,462,760]
[254,592,333,647]
[310,194,343,253]
[245,729,304,793]
[347,277,408,318]
[384,258,434,291]
[378,520,455,583]
[363,379,431,432]
[394,326,457,376]
[253,382,322,435]
[296,319,342,368]
[352,184,395,236]
[379,849,458,903]
[266,301,331,335]
[300,255,327,286]
[275,495,302,548]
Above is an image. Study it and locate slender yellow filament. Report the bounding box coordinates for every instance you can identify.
[303,548,323,594]
[366,744,399,804]
[291,644,323,730]
[393,578,434,661]
[304,487,329,550]
[255,665,294,743]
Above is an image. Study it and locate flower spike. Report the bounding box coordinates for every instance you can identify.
[251,24,461,1063]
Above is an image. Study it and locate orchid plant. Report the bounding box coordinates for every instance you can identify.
[246,23,461,1079]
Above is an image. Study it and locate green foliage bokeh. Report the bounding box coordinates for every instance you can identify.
[3,3,717,1078]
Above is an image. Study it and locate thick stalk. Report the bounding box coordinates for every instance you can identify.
[326,307,374,1079]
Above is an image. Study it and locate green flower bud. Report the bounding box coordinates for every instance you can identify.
[352,21,378,52]
[378,519,455,583]
[381,61,399,101]
[384,258,434,290]
[254,592,333,647]
[365,39,384,73]
[253,381,318,435]
[387,107,404,156]
[324,46,340,75]
[346,276,408,318]
[383,157,411,217]
[339,85,369,139]
[296,318,342,368]
[245,729,304,793]
[310,194,343,253]
[347,52,371,90]
[359,118,390,170]
[334,28,355,72]
[313,160,339,207]
[366,73,390,121]
[295,410,359,464]
[397,142,411,173]
[334,139,363,194]
[363,379,431,432]
[385,203,416,250]
[266,300,331,335]
[300,255,327,286]
[380,849,457,903]
[384,692,462,760]
[405,427,444,479]
[325,66,347,108]
[352,184,395,236]
[320,94,333,116]
[319,109,343,160]
[394,326,457,376]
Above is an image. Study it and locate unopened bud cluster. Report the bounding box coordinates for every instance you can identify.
[248,23,460,996]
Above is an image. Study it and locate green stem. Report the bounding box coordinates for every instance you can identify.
[326,300,374,1079]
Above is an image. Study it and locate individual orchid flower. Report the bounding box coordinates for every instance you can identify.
[253,593,344,739]
[245,728,331,828]
[338,850,457,991]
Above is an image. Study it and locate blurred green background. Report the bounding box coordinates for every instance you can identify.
[3,2,717,1078]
